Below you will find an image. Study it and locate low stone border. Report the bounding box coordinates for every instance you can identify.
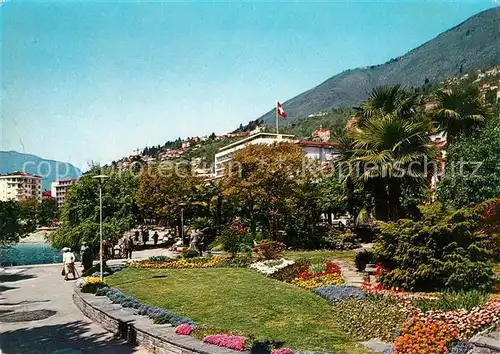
[73,288,247,354]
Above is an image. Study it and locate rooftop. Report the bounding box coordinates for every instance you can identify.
[217,132,296,153]
[0,171,43,179]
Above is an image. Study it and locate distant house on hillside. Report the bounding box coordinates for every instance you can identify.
[312,127,330,142]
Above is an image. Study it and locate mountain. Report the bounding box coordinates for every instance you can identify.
[0,151,82,190]
[258,7,500,124]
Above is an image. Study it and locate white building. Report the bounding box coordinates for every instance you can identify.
[296,140,341,161]
[51,179,77,207]
[213,133,342,178]
[0,172,43,202]
[214,133,296,177]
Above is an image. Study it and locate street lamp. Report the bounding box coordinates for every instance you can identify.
[179,202,187,246]
[92,174,109,280]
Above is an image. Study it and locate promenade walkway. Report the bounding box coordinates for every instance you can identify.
[0,248,173,354]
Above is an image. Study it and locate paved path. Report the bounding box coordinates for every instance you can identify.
[337,260,365,287]
[0,264,150,354]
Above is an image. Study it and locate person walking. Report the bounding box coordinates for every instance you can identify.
[81,245,93,273]
[152,231,159,246]
[62,248,77,281]
[80,242,89,267]
[124,236,134,259]
[141,229,149,245]
[197,229,205,257]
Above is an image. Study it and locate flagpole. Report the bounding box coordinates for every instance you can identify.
[276,101,279,135]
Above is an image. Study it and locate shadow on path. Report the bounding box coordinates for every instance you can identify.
[0,320,138,354]
[0,285,17,294]
[0,273,37,283]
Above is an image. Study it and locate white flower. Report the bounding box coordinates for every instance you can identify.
[249,258,295,276]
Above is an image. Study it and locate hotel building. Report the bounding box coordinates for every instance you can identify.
[0,172,43,202]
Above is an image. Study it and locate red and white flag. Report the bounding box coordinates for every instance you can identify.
[276,101,287,119]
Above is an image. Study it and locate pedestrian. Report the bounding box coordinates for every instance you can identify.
[123,236,134,259]
[81,245,93,273]
[62,247,77,281]
[197,229,205,256]
[152,231,159,246]
[80,242,88,267]
[102,240,110,260]
[141,229,149,245]
[189,228,198,250]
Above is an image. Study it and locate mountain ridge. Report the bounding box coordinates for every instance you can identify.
[258,7,500,124]
[0,150,82,190]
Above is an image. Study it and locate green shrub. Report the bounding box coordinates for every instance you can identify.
[374,205,495,292]
[355,251,375,272]
[411,290,489,313]
[253,240,285,260]
[215,256,253,268]
[182,249,200,259]
[219,219,249,257]
[331,297,409,342]
[323,230,361,250]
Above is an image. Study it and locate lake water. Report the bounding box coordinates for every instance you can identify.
[0,243,62,266]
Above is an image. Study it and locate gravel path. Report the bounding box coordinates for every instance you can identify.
[0,264,150,354]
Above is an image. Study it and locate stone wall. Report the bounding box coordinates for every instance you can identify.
[73,288,246,354]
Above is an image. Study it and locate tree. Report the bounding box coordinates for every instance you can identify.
[136,163,200,235]
[431,85,489,144]
[39,198,58,227]
[18,197,40,235]
[351,85,422,126]
[49,167,139,250]
[345,86,435,222]
[438,114,500,208]
[0,200,25,246]
[222,142,316,240]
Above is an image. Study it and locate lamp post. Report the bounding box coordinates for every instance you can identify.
[92,174,109,280]
[179,202,187,246]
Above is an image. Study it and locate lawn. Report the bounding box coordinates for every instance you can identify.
[107,267,369,353]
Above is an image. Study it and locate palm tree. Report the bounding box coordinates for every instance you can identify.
[344,112,435,222]
[432,85,489,144]
[351,85,422,127]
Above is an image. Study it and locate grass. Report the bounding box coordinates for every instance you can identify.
[107,267,369,353]
[283,250,357,264]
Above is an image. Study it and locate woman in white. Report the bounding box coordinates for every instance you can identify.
[62,247,77,281]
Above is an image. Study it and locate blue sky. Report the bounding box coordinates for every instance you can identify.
[1,0,498,169]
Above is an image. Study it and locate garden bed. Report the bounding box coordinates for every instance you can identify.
[106,267,368,353]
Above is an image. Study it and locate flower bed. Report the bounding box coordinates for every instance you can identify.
[203,334,246,351]
[313,285,366,302]
[249,258,295,276]
[77,276,108,293]
[129,256,224,269]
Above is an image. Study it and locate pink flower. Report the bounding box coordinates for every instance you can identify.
[203,334,246,351]
[271,348,295,354]
[175,324,193,336]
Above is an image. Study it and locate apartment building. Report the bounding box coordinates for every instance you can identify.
[51,179,77,207]
[0,172,43,202]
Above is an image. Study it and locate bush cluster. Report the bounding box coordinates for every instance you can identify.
[354,251,376,272]
[323,230,361,250]
[313,285,366,302]
[253,240,285,260]
[374,204,495,292]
